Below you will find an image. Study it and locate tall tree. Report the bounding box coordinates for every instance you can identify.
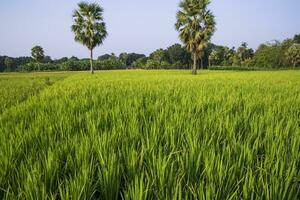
[286,44,300,67]
[175,0,215,75]
[72,2,107,74]
[31,46,45,63]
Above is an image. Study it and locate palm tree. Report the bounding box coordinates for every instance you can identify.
[72,2,107,74]
[175,0,215,75]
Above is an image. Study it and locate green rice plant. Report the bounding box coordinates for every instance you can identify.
[0,72,71,114]
[0,70,299,199]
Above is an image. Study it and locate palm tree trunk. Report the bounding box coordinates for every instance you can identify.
[192,54,197,75]
[90,49,94,74]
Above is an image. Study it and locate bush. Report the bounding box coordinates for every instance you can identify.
[209,65,263,71]
[19,62,61,71]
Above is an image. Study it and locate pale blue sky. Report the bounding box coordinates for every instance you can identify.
[0,0,299,58]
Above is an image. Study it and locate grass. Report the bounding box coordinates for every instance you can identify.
[208,65,300,71]
[0,72,72,114]
[0,70,299,199]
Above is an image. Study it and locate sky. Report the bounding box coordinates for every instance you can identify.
[0,0,299,59]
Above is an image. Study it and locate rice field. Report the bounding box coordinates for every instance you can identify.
[0,72,71,114]
[0,70,299,199]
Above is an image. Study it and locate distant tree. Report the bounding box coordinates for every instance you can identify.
[127,53,146,66]
[234,42,254,66]
[293,34,300,44]
[70,56,79,61]
[237,42,253,61]
[55,57,69,63]
[8,57,32,71]
[44,56,52,63]
[119,53,129,66]
[286,44,300,67]
[31,46,45,63]
[208,50,219,66]
[98,54,112,61]
[175,0,216,74]
[280,39,294,66]
[4,57,14,71]
[166,43,190,66]
[253,43,280,68]
[150,49,168,62]
[132,57,148,68]
[72,2,107,74]
[222,47,235,66]
[208,45,235,66]
[145,59,161,69]
[0,56,5,72]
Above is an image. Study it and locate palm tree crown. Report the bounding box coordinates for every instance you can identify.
[72,2,107,73]
[175,0,215,74]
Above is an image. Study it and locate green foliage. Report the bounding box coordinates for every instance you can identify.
[0,70,299,199]
[0,56,5,72]
[72,2,107,73]
[132,57,148,68]
[94,57,125,70]
[252,40,292,68]
[209,65,263,71]
[166,43,191,66]
[98,54,113,61]
[286,44,300,67]
[144,59,172,69]
[4,57,14,72]
[61,60,83,71]
[145,59,161,69]
[31,46,45,63]
[72,2,107,51]
[176,0,216,74]
[149,48,168,62]
[20,62,61,72]
[119,52,129,66]
[209,46,235,66]
[119,53,146,67]
[0,72,70,113]
[293,34,300,44]
[2,33,300,72]
[235,42,254,65]
[208,34,300,69]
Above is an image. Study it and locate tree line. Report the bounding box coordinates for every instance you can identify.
[0,34,299,73]
[0,0,299,73]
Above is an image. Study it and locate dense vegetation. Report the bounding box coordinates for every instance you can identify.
[209,34,300,69]
[0,72,71,114]
[0,70,299,199]
[0,34,299,72]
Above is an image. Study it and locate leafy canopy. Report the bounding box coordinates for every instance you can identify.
[31,46,45,63]
[286,44,300,67]
[175,0,216,58]
[72,2,107,50]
